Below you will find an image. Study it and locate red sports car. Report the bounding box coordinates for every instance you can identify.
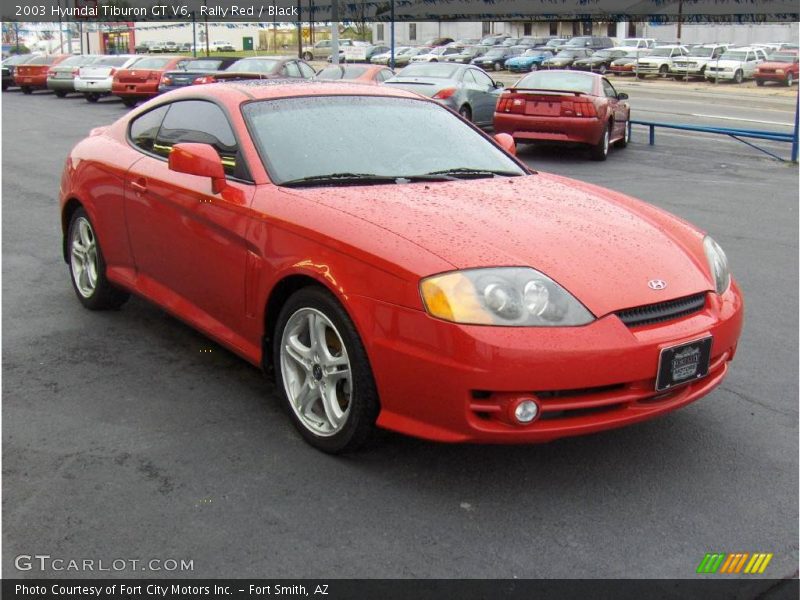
[111,55,189,107]
[14,54,68,93]
[59,82,743,453]
[494,70,630,160]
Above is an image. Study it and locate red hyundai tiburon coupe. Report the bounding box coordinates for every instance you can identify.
[60,81,743,453]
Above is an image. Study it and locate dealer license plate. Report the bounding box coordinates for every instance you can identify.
[655,337,712,392]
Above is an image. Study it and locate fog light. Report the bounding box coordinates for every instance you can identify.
[512,398,539,424]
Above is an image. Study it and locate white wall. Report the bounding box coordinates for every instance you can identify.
[640,22,799,45]
[132,21,262,51]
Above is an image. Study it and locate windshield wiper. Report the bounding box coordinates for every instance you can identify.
[279,172,459,187]
[421,167,522,179]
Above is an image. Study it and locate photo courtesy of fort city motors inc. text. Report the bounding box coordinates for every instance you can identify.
[0,0,798,598]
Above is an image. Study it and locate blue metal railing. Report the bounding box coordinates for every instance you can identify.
[628,101,799,163]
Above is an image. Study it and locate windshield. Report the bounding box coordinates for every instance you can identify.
[315,65,369,79]
[592,50,612,58]
[186,59,225,70]
[621,39,642,46]
[243,96,524,185]
[720,52,747,60]
[523,50,546,57]
[96,56,132,67]
[132,57,173,69]
[227,58,279,73]
[768,53,798,63]
[395,63,459,78]
[545,40,563,47]
[566,37,590,46]
[649,48,676,57]
[555,50,580,58]
[517,71,595,94]
[58,55,91,66]
[485,48,507,57]
[689,47,716,57]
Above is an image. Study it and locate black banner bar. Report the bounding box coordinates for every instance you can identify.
[2,579,799,600]
[2,0,798,23]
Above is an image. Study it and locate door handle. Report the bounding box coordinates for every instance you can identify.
[130,178,147,194]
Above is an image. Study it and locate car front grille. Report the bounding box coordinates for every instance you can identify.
[614,293,707,328]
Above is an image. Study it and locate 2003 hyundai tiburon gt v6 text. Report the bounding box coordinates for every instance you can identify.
[60,81,743,453]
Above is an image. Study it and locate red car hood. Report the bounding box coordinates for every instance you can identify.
[286,173,713,317]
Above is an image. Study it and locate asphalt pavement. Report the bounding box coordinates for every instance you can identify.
[2,88,797,585]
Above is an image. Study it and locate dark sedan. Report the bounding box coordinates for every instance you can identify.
[572,49,631,74]
[189,56,316,84]
[385,62,504,126]
[159,57,240,92]
[542,49,592,69]
[2,54,34,90]
[471,46,523,71]
[443,45,488,64]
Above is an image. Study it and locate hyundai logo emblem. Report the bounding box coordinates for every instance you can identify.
[648,279,667,290]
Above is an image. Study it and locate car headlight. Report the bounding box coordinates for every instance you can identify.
[420,267,594,326]
[703,236,731,294]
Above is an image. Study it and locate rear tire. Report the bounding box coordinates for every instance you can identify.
[756,79,765,86]
[85,93,100,102]
[21,86,32,94]
[54,90,67,98]
[590,123,611,161]
[66,208,130,311]
[121,97,138,108]
[273,287,380,454]
[785,72,794,86]
[458,104,472,122]
[302,52,313,60]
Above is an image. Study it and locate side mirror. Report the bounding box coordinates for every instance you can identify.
[494,80,504,88]
[617,92,629,100]
[494,133,516,156]
[168,142,227,194]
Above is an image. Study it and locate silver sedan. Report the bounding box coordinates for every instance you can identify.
[384,62,504,127]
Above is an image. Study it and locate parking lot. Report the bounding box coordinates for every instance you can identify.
[2,87,797,584]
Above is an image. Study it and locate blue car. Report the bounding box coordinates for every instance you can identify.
[504,49,554,73]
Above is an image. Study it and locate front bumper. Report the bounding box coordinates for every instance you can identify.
[705,70,737,80]
[754,71,791,82]
[352,283,743,443]
[493,112,605,146]
[671,64,705,76]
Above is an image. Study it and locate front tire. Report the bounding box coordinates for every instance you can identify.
[54,90,67,98]
[658,64,669,77]
[85,93,100,102]
[733,69,743,84]
[302,52,313,60]
[590,123,611,161]
[614,119,630,148]
[67,208,130,310]
[785,72,794,86]
[274,287,379,454]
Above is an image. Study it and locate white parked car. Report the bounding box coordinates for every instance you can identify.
[617,38,656,50]
[635,45,689,77]
[74,54,141,102]
[210,40,236,52]
[670,44,729,78]
[705,47,768,82]
[409,46,462,63]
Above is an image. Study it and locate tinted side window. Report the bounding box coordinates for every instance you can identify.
[129,105,169,153]
[154,101,239,176]
[472,69,494,87]
[298,61,315,78]
[284,61,301,78]
[602,79,616,98]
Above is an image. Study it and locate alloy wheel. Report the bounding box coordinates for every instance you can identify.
[70,216,99,298]
[280,308,353,437]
